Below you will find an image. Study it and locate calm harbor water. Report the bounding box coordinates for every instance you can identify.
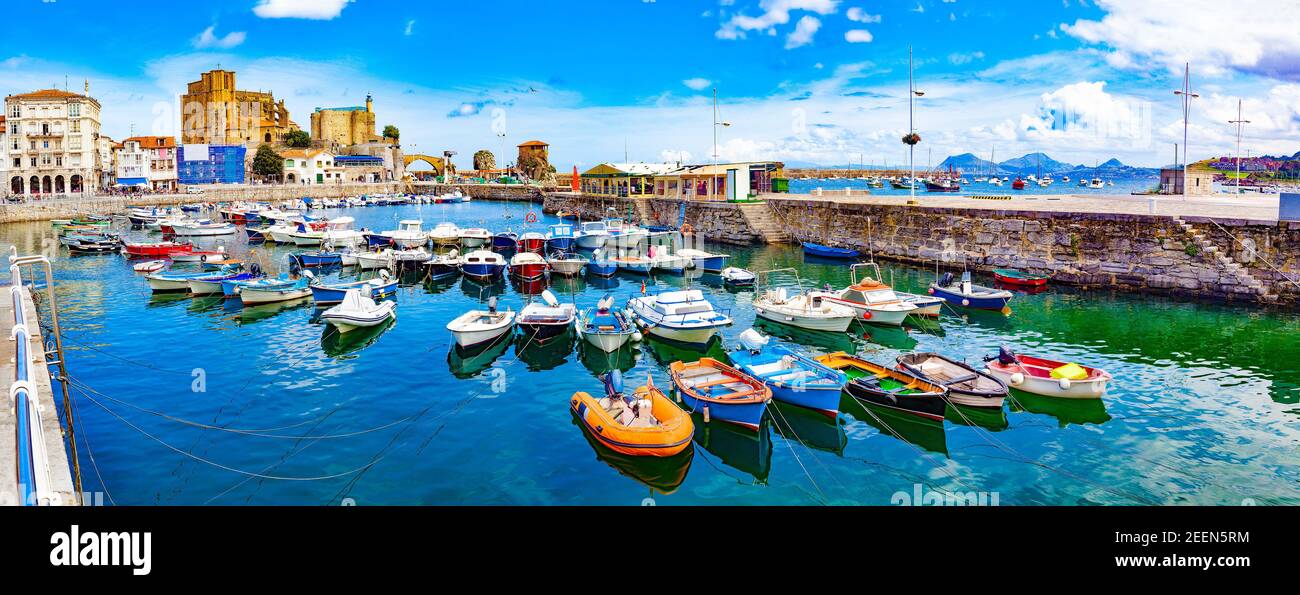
[3,200,1298,505]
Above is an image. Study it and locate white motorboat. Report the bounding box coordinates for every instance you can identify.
[675,249,730,273]
[649,247,690,275]
[383,220,427,248]
[627,289,731,345]
[356,249,395,270]
[446,297,515,349]
[461,250,507,279]
[809,263,918,326]
[237,277,312,305]
[575,221,609,250]
[546,252,588,277]
[458,228,492,248]
[133,260,167,273]
[753,286,856,332]
[429,222,462,246]
[320,288,397,333]
[577,295,639,353]
[171,221,237,237]
[897,291,945,317]
[517,290,576,342]
[509,252,548,280]
[720,267,756,286]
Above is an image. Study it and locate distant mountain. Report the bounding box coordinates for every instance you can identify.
[998,152,1079,175]
[1098,158,1126,169]
[938,153,998,174]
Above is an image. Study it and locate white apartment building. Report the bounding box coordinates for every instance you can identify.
[4,87,103,198]
[116,136,177,191]
[281,148,343,185]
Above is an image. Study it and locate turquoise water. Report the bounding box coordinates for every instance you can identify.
[3,200,1298,506]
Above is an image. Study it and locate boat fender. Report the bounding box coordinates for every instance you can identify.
[1009,372,1025,386]
[632,331,643,342]
[862,311,873,320]
[927,288,935,295]
[1058,378,1072,391]
[702,404,710,424]
[962,299,970,307]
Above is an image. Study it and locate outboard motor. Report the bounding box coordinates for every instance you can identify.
[939,272,955,287]
[602,370,625,400]
[997,345,1017,365]
[249,263,262,278]
[487,296,498,314]
[289,260,302,277]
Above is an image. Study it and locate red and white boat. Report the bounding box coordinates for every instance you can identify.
[509,252,548,281]
[1011,178,1026,190]
[125,241,193,258]
[516,232,546,255]
[169,247,227,263]
[984,347,1111,399]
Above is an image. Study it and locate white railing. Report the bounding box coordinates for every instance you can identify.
[8,248,65,505]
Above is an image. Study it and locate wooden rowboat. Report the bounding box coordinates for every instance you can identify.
[895,352,1007,408]
[816,352,949,421]
[984,348,1111,399]
[992,268,1049,287]
[669,358,771,431]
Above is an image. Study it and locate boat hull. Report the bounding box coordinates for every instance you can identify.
[462,262,506,279]
[929,285,1011,310]
[640,324,717,346]
[570,391,693,457]
[803,243,860,259]
[586,262,617,277]
[575,234,607,250]
[753,307,854,332]
[322,309,395,333]
[844,381,946,421]
[581,330,633,353]
[239,286,311,305]
[518,321,570,342]
[549,261,585,276]
[310,280,398,305]
[676,390,766,432]
[510,263,547,281]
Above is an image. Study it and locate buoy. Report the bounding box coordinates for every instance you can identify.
[632,331,643,342]
[702,404,710,423]
[862,311,873,320]
[1058,378,1072,391]
[927,288,934,295]
[1009,372,1025,386]
[961,299,970,307]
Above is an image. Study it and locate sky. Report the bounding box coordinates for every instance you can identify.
[3,0,1300,169]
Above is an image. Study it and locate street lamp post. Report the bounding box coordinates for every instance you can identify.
[1173,62,1199,199]
[1229,99,1250,196]
[712,87,731,200]
[908,46,925,203]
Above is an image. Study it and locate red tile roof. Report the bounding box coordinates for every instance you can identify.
[7,88,88,100]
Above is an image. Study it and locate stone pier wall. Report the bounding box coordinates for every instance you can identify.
[766,197,1300,305]
[417,183,544,202]
[540,193,765,245]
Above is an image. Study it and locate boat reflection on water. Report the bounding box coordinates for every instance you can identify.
[842,393,948,455]
[186,294,228,315]
[549,275,587,296]
[585,274,620,291]
[234,297,312,325]
[447,332,513,379]
[754,317,860,354]
[852,322,920,352]
[770,402,848,455]
[692,413,773,483]
[960,308,1015,331]
[1009,391,1111,427]
[573,417,694,495]
[146,293,191,310]
[424,274,459,295]
[513,277,547,297]
[461,275,506,301]
[945,403,1009,431]
[644,335,728,367]
[515,330,574,372]
[994,280,1049,296]
[577,340,638,377]
[322,317,395,357]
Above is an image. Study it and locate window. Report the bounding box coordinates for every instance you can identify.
[12,158,18,168]
[55,156,62,167]
[9,105,18,118]
[69,103,80,117]
[8,124,15,135]
[70,120,80,133]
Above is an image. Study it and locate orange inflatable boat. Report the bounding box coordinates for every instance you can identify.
[571,371,694,457]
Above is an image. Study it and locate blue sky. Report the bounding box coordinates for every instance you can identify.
[4,0,1298,168]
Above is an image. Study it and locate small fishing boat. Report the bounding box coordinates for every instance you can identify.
[446,297,516,349]
[675,249,730,273]
[720,267,756,286]
[292,250,344,268]
[356,249,395,271]
[383,220,427,249]
[458,228,492,248]
[627,289,731,346]
[188,269,263,296]
[896,292,945,317]
[896,352,1007,408]
[245,227,269,244]
[546,251,588,277]
[612,253,654,275]
[729,329,847,417]
[517,290,576,342]
[132,260,168,273]
[669,358,772,431]
[237,277,312,305]
[810,263,918,326]
[649,248,690,275]
[424,251,461,279]
[816,352,950,421]
[171,221,237,237]
[574,221,609,250]
[571,371,694,457]
[1011,178,1026,190]
[309,271,398,305]
[491,230,519,253]
[545,223,576,252]
[125,241,192,258]
[576,295,639,353]
[460,250,507,280]
[516,232,547,254]
[429,222,462,247]
[802,242,860,260]
[992,268,1049,287]
[168,247,227,263]
[319,288,397,333]
[753,286,856,332]
[509,252,548,281]
[585,250,617,277]
[146,265,240,292]
[929,271,1013,311]
[983,346,1111,399]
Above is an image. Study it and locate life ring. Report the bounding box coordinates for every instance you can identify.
[525,212,539,224]
[681,224,695,235]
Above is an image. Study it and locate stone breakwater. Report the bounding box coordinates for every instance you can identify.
[541,193,785,245]
[418,183,546,202]
[765,197,1299,305]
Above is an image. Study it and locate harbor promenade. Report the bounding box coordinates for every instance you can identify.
[789,191,1284,222]
[0,272,76,506]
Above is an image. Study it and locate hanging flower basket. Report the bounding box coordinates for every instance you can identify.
[902,133,922,146]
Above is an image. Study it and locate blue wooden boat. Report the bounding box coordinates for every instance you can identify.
[803,242,860,260]
[929,271,1013,311]
[545,223,575,252]
[586,250,617,278]
[189,271,263,296]
[180,205,202,213]
[292,251,343,267]
[246,227,269,244]
[492,231,519,253]
[669,358,772,432]
[728,330,848,417]
[308,273,398,305]
[363,232,396,248]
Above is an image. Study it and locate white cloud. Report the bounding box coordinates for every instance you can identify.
[192,26,246,50]
[253,0,351,20]
[844,29,873,43]
[845,7,881,23]
[404,20,415,36]
[948,51,985,65]
[716,0,839,42]
[785,15,822,49]
[1063,0,1300,80]
[682,78,712,91]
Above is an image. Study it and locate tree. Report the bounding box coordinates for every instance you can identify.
[473,149,496,171]
[284,130,311,148]
[252,144,284,181]
[383,125,399,140]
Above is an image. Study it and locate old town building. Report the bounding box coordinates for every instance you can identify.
[180,69,298,152]
[4,86,103,198]
[116,136,177,191]
[311,94,381,151]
